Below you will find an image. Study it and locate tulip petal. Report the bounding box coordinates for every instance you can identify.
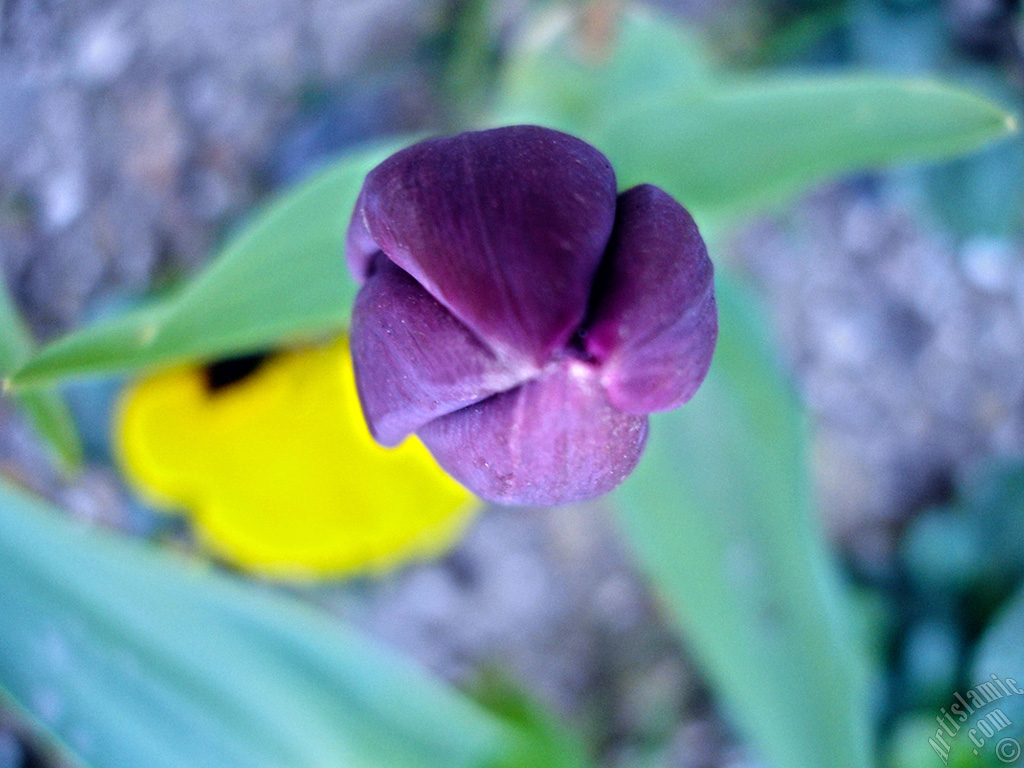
[584,185,717,414]
[418,360,648,505]
[351,255,535,446]
[347,126,618,364]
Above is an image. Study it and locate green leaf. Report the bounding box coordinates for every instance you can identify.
[12,139,407,388]
[955,584,1024,768]
[614,273,874,768]
[0,276,82,468]
[902,459,1024,603]
[598,76,1017,221]
[496,5,710,131]
[495,7,1017,224]
[469,672,589,768]
[0,478,587,768]
[439,0,499,124]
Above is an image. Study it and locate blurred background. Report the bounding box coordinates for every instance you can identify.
[1,0,1024,766]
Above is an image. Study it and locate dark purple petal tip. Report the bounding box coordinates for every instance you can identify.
[347,125,617,364]
[584,184,717,414]
[351,255,534,446]
[345,126,717,506]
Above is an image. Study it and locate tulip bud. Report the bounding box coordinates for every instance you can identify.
[346,125,716,506]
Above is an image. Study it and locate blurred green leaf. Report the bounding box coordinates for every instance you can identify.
[470,671,589,768]
[927,132,1024,238]
[902,460,1024,609]
[496,6,1017,225]
[439,0,499,124]
[614,273,874,768]
[0,478,587,768]
[919,63,1024,239]
[886,713,960,768]
[600,77,1016,221]
[953,585,1024,768]
[0,277,82,469]
[12,139,406,388]
[497,6,710,131]
[747,4,847,67]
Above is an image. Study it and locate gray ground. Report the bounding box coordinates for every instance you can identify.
[2,1,1024,767]
[734,186,1024,573]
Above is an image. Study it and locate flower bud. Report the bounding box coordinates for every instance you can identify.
[346,126,716,505]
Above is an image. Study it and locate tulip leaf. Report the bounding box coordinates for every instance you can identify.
[0,478,587,768]
[598,76,1016,221]
[496,7,1017,224]
[614,273,874,768]
[952,583,1024,767]
[496,5,710,132]
[0,277,82,469]
[11,139,406,388]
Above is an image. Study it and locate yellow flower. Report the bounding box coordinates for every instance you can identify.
[115,337,476,580]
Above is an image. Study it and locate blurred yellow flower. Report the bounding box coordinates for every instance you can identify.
[115,337,476,580]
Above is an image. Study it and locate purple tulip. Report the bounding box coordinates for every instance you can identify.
[346,126,717,506]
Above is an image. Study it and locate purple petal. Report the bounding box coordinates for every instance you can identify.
[584,185,717,414]
[346,126,618,365]
[351,255,535,446]
[344,187,378,271]
[418,360,648,505]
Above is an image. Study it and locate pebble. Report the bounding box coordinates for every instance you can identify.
[961,236,1017,294]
